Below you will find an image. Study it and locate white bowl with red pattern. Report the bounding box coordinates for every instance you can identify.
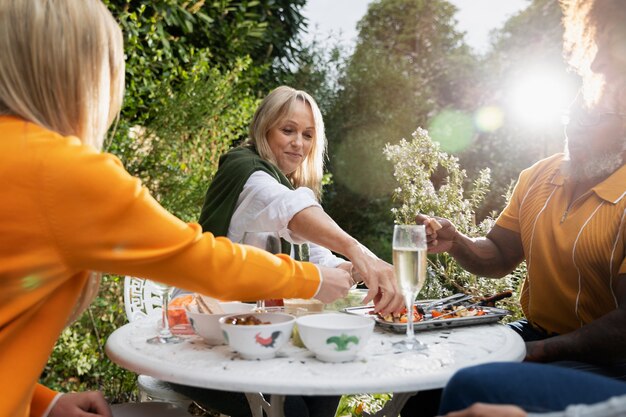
[219,312,295,360]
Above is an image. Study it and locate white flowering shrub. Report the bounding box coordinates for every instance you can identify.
[384,128,523,315]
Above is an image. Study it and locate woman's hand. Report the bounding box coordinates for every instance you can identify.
[440,403,527,417]
[286,206,402,312]
[337,262,361,286]
[346,243,404,314]
[416,214,458,253]
[314,266,352,303]
[49,391,112,417]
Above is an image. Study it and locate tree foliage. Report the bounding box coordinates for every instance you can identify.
[280,36,349,119]
[324,0,477,260]
[324,0,574,260]
[115,59,259,221]
[104,0,307,122]
[459,0,576,219]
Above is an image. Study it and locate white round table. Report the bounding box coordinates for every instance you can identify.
[106,317,525,416]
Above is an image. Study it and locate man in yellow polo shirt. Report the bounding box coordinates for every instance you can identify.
[419,88,626,378]
[405,2,626,417]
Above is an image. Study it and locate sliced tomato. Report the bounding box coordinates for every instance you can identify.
[431,310,444,318]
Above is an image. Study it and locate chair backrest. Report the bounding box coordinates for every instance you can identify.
[123,276,165,322]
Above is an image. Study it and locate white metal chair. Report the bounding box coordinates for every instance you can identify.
[123,276,194,410]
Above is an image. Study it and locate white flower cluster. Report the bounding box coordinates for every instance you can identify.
[383,127,491,234]
[384,128,521,306]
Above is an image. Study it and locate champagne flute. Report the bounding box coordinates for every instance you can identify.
[241,231,282,311]
[146,281,182,344]
[392,224,427,351]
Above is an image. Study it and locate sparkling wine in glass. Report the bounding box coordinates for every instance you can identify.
[392,224,427,352]
[241,231,282,311]
[146,281,182,344]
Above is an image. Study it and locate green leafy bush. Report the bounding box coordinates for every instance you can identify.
[336,393,393,417]
[114,58,259,221]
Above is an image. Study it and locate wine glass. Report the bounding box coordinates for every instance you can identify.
[146,281,182,344]
[392,224,427,352]
[241,231,282,311]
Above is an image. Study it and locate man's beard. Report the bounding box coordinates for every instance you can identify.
[563,141,625,182]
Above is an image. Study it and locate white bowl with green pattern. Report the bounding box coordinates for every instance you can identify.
[296,313,374,362]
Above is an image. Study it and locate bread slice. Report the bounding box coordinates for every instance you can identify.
[195,294,224,314]
[284,298,324,314]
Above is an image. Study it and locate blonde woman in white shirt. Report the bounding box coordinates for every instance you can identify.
[199,85,402,313]
[175,86,402,417]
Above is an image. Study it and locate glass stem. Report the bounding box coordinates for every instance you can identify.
[159,291,174,340]
[405,291,416,344]
[256,299,265,312]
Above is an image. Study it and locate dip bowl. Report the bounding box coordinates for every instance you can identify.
[296,313,374,362]
[219,312,295,360]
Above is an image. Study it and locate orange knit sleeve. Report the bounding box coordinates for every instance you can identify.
[30,384,58,417]
[39,140,321,302]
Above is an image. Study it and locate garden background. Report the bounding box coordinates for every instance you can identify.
[41,1,579,415]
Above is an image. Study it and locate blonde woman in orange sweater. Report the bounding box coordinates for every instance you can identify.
[0,1,352,417]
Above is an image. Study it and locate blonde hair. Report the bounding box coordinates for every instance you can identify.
[562,0,626,106]
[247,86,327,199]
[0,0,125,149]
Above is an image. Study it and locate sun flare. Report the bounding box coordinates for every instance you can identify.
[509,68,575,127]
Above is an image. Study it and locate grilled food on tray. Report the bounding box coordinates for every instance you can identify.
[375,302,491,323]
[374,291,511,323]
[430,305,487,318]
[375,305,425,323]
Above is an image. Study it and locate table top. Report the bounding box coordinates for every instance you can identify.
[106,316,525,396]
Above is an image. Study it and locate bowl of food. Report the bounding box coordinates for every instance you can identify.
[219,312,295,360]
[283,298,325,315]
[296,313,374,362]
[324,288,371,311]
[187,301,255,345]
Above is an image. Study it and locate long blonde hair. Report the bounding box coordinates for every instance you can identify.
[0,0,126,323]
[247,86,327,199]
[0,0,125,149]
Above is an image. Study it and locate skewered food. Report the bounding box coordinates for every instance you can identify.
[376,305,424,323]
[431,305,487,318]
